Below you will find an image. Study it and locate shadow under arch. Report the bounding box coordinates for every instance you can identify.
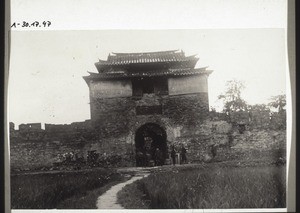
[135,123,167,167]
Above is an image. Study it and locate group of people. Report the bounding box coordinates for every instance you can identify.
[136,143,188,167]
[136,147,165,167]
[170,144,187,165]
[154,144,187,166]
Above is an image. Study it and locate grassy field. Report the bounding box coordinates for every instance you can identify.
[118,164,286,209]
[117,178,151,209]
[11,168,125,209]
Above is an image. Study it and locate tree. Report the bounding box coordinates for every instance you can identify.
[248,104,271,128]
[218,80,248,114]
[268,94,286,113]
[248,104,269,112]
[268,94,286,130]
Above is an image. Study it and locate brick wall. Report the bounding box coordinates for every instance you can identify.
[10,138,86,170]
[9,120,286,170]
[90,92,209,136]
[163,93,209,128]
[9,92,286,170]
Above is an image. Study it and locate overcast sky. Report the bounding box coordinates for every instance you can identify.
[8,29,286,127]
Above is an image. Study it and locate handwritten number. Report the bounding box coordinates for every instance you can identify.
[11,21,52,28]
[22,21,29,27]
[31,21,39,27]
[42,21,51,27]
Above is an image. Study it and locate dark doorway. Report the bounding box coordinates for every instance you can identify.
[132,77,169,97]
[135,123,167,167]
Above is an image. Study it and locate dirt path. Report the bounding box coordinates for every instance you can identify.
[96,171,149,209]
[96,165,194,209]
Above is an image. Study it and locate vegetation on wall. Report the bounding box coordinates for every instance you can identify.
[214,79,286,130]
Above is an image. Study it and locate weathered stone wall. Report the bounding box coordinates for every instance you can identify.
[90,96,135,137]
[10,78,286,170]
[209,109,286,130]
[214,128,286,163]
[91,92,209,129]
[10,138,86,170]
[170,120,232,162]
[10,91,211,170]
[90,92,209,145]
[10,119,286,170]
[19,123,42,131]
[89,79,132,98]
[168,120,286,163]
[168,75,208,95]
[10,131,135,170]
[163,93,209,128]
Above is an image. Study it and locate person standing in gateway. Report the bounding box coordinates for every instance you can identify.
[180,144,187,164]
[171,145,176,165]
[154,148,163,166]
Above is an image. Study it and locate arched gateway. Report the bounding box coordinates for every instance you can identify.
[135,123,167,167]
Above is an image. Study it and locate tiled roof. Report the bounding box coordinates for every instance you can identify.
[96,50,198,66]
[84,67,212,80]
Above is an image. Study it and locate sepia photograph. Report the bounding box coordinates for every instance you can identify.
[8,29,288,210]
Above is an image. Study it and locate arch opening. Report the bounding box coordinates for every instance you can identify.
[135,123,167,167]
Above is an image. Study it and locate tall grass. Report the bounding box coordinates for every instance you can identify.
[139,165,286,209]
[11,169,121,209]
